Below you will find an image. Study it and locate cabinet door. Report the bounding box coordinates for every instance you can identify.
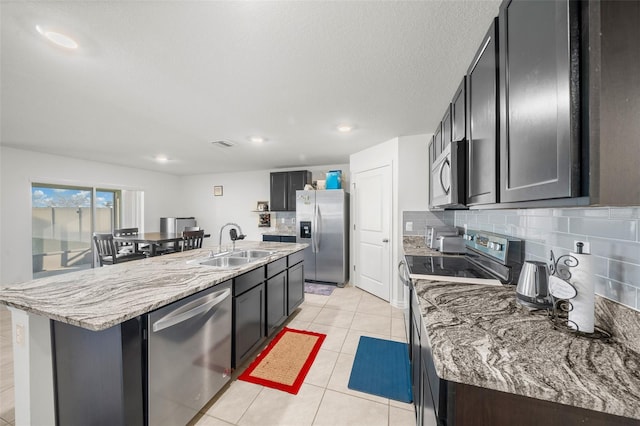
[466,18,499,206]
[233,283,265,367]
[499,0,580,202]
[441,105,452,152]
[411,314,422,426]
[266,271,288,336]
[270,172,288,211]
[262,234,281,242]
[287,261,305,314]
[452,77,466,142]
[428,141,434,210]
[287,171,311,211]
[433,123,443,160]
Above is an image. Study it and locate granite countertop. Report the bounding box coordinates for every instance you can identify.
[0,241,306,332]
[403,235,459,257]
[414,279,640,421]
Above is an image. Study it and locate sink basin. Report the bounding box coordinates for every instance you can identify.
[198,256,252,268]
[230,250,275,259]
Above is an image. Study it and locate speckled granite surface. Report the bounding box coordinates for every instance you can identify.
[0,242,306,331]
[402,236,444,256]
[414,279,640,421]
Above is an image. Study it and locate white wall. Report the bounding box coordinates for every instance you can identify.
[0,147,182,285]
[398,134,430,212]
[178,165,349,248]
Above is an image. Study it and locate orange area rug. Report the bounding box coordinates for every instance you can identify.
[238,327,326,394]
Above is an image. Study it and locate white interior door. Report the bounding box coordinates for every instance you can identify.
[353,165,392,301]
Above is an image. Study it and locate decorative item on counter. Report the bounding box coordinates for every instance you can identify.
[304,184,314,190]
[257,201,269,211]
[326,170,342,189]
[548,244,611,341]
[315,180,326,190]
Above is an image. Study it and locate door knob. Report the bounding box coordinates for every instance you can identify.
[382,238,389,243]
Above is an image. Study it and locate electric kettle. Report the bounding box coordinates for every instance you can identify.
[516,261,553,309]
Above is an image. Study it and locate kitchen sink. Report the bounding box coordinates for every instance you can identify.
[198,256,252,268]
[229,250,274,259]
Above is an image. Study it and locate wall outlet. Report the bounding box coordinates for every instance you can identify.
[15,324,24,347]
[574,241,591,254]
[405,221,413,232]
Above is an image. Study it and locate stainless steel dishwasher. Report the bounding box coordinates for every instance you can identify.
[147,280,232,426]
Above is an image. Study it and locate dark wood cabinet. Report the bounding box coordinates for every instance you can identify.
[262,234,296,243]
[466,18,499,206]
[287,260,304,314]
[499,0,581,203]
[270,170,312,211]
[452,77,466,142]
[441,105,452,153]
[266,271,287,336]
[427,140,435,210]
[233,269,266,368]
[432,123,443,160]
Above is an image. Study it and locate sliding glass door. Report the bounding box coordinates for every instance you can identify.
[31,184,120,278]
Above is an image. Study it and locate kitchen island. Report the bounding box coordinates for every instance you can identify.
[0,241,307,425]
[413,279,640,425]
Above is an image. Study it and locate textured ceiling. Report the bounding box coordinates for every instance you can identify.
[0,1,500,176]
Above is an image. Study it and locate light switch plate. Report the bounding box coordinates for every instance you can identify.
[405,222,413,232]
[15,324,24,347]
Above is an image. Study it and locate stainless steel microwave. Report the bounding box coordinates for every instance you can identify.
[431,140,467,208]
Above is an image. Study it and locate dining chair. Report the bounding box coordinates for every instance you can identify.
[184,226,200,232]
[182,230,205,251]
[114,227,141,254]
[93,233,146,266]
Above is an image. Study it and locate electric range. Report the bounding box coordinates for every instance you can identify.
[405,230,524,285]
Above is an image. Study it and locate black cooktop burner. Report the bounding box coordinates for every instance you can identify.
[405,255,496,281]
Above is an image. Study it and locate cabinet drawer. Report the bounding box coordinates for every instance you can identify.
[262,235,281,242]
[234,266,265,296]
[288,250,304,267]
[267,258,287,278]
[281,236,297,243]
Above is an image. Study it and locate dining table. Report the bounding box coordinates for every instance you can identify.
[113,232,209,257]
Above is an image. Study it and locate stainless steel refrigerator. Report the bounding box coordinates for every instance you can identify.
[296,190,349,286]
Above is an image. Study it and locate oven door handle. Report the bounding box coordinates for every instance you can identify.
[439,158,451,195]
[398,260,411,287]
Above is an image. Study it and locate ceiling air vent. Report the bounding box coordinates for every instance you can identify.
[211,140,235,148]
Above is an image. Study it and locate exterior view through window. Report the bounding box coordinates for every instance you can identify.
[31,184,120,278]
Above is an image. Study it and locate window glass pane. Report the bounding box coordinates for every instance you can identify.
[95,190,116,233]
[32,185,94,278]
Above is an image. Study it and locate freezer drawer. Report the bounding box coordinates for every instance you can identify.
[147,281,232,426]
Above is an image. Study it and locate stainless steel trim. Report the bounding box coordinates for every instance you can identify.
[316,204,322,251]
[440,158,451,195]
[152,288,231,332]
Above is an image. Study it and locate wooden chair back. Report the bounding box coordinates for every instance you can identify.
[93,233,118,266]
[113,227,139,253]
[182,230,205,251]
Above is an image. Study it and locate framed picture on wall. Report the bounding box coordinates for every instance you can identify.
[257,201,269,211]
[258,213,271,227]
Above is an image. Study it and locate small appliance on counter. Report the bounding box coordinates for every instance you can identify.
[516,261,553,309]
[426,225,459,249]
[438,235,466,254]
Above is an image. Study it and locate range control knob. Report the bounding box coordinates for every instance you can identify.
[488,242,495,250]
[493,243,503,251]
[463,234,474,241]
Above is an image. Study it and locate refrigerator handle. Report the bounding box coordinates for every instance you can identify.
[312,203,318,253]
[315,204,322,251]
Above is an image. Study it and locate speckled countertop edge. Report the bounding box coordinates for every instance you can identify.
[0,241,306,331]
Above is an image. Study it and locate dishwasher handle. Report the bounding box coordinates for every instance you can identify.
[152,287,231,333]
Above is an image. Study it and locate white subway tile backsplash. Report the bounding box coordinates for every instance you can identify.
[446,206,640,311]
[569,217,638,241]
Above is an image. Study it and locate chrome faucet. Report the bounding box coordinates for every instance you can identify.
[218,223,245,252]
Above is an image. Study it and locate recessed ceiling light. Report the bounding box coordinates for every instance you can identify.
[155,155,169,163]
[250,136,265,143]
[337,124,353,133]
[36,25,78,50]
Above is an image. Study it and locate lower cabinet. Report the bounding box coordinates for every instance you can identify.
[233,268,266,368]
[262,234,297,243]
[287,260,304,314]
[266,265,288,336]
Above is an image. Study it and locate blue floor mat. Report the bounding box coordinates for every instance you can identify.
[347,336,413,403]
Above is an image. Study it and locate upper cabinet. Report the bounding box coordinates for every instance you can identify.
[499,0,581,203]
[270,170,312,211]
[466,18,499,206]
[433,122,443,160]
[451,77,466,143]
[441,105,452,153]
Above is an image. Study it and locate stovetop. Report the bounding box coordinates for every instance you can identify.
[406,230,523,285]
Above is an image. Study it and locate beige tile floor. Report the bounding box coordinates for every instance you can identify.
[0,286,415,426]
